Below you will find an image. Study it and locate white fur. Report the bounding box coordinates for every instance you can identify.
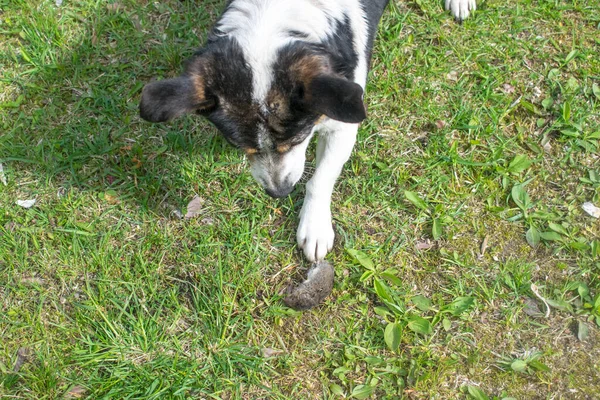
[249,131,314,192]
[218,0,372,261]
[216,0,370,100]
[445,0,477,21]
[297,119,358,261]
[224,1,477,260]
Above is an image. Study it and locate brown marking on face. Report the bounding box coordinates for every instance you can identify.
[277,143,291,153]
[244,148,258,156]
[263,54,330,137]
[189,71,218,112]
[265,91,289,132]
[290,54,330,85]
[190,74,205,103]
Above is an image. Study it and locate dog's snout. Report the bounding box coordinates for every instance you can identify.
[249,150,306,199]
[265,185,294,199]
[262,172,297,198]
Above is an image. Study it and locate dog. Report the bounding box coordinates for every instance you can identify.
[139,0,476,262]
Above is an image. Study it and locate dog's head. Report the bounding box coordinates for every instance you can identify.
[140,39,366,198]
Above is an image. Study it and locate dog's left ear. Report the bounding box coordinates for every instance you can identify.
[303,75,366,123]
[140,75,215,123]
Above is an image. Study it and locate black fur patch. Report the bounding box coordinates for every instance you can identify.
[321,14,359,81]
[306,75,366,123]
[271,16,367,125]
[190,38,258,149]
[139,77,214,123]
[360,0,390,65]
[140,1,390,151]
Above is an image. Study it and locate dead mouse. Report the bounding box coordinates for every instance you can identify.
[283,261,334,310]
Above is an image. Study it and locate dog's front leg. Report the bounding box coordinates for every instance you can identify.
[297,120,358,261]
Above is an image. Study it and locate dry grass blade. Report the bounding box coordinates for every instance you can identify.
[530,284,551,318]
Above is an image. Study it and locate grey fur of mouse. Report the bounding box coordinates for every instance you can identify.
[283,261,335,310]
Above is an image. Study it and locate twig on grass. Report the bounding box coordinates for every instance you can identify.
[530,284,551,318]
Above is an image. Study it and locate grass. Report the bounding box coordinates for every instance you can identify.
[1,0,599,398]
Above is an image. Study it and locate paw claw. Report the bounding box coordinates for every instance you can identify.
[296,199,335,262]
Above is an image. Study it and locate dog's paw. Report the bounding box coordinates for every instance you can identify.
[445,0,476,21]
[297,200,334,262]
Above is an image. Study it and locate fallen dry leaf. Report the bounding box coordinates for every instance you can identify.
[20,276,44,285]
[14,347,30,372]
[104,190,119,205]
[415,240,434,250]
[479,311,488,324]
[131,156,143,169]
[16,199,36,208]
[261,348,284,358]
[130,14,142,30]
[542,138,552,153]
[479,235,489,259]
[502,83,515,94]
[0,163,6,185]
[171,209,184,219]
[106,2,123,12]
[523,298,544,317]
[582,202,600,218]
[446,70,459,81]
[184,196,204,219]
[65,385,87,399]
[435,120,447,129]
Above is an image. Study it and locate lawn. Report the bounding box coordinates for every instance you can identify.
[1,0,599,398]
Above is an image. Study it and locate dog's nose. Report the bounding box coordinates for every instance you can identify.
[265,186,294,199]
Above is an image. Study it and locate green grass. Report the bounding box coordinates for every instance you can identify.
[1,0,599,398]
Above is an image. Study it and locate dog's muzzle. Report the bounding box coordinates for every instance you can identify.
[265,185,294,199]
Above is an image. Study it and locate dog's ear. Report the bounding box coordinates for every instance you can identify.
[139,75,215,123]
[303,75,366,123]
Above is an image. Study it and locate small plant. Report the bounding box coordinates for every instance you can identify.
[466,385,489,400]
[347,249,474,352]
[404,190,444,240]
[496,154,533,191]
[580,169,600,202]
[509,184,595,254]
[531,281,600,341]
[562,281,600,340]
[509,183,544,248]
[497,350,550,375]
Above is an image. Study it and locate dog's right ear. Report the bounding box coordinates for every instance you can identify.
[139,75,215,123]
[303,75,366,123]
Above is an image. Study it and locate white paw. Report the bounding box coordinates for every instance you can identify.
[445,0,476,21]
[296,199,334,262]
